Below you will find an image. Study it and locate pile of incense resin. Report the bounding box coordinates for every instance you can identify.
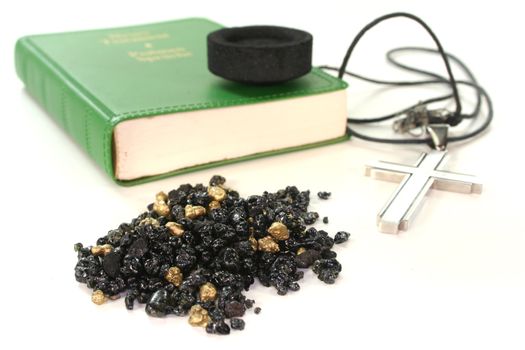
[74,175,350,335]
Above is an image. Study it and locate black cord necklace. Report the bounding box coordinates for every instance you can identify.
[319,12,491,234]
[319,12,493,145]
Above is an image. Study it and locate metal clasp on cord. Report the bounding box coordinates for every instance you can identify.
[393,105,451,135]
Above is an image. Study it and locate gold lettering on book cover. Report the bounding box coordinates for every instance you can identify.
[127,47,192,62]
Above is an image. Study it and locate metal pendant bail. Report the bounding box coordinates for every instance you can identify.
[426,124,449,151]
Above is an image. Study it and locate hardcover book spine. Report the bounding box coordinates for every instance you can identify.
[15,37,114,179]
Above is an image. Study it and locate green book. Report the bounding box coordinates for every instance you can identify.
[15,18,348,186]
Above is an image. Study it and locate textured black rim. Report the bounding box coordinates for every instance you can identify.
[207,25,313,84]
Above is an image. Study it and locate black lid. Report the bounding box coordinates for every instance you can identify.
[207,25,313,84]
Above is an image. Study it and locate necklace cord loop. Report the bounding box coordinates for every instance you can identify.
[320,12,493,145]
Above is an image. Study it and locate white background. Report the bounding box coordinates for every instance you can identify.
[1,1,524,349]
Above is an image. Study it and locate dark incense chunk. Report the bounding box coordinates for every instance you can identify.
[334,231,351,244]
[73,176,349,335]
[317,191,331,200]
[230,318,245,330]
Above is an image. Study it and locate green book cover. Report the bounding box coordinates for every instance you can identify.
[15,18,348,185]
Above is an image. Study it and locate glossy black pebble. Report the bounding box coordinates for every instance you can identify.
[145,289,171,317]
[334,231,350,244]
[125,295,135,310]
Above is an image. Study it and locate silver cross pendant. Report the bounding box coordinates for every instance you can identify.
[365,125,482,234]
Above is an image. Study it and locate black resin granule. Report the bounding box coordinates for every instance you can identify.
[209,175,226,187]
[206,320,230,335]
[334,231,350,244]
[224,300,246,318]
[312,259,342,284]
[317,191,331,200]
[74,176,348,335]
[323,216,329,224]
[230,318,245,330]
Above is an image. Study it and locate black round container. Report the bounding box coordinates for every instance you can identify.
[207,25,313,84]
